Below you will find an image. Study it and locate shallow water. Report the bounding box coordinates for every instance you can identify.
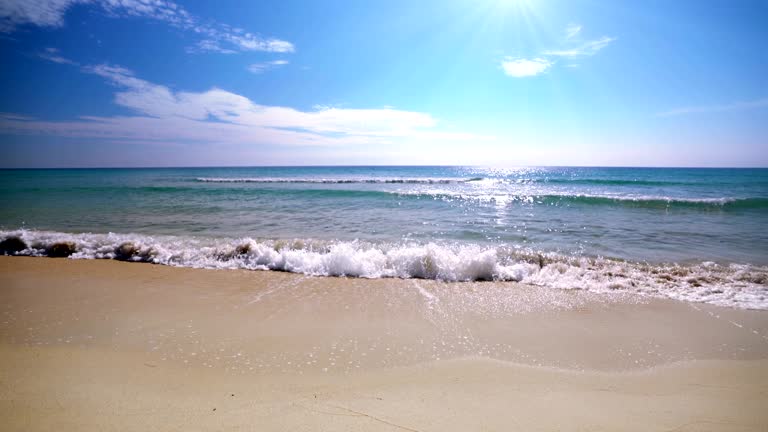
[1,166,767,308]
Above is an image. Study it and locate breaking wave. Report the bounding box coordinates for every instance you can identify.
[401,192,768,210]
[2,229,766,310]
[195,177,483,184]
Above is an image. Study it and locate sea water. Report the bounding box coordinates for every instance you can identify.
[1,166,766,309]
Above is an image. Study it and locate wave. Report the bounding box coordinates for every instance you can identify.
[195,176,763,188]
[195,177,482,184]
[191,177,767,210]
[399,191,768,210]
[469,177,768,187]
[18,182,765,211]
[535,195,768,210]
[466,178,691,187]
[538,178,694,186]
[193,176,692,187]
[2,229,766,310]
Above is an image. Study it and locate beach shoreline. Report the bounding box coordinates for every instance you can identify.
[1,256,768,430]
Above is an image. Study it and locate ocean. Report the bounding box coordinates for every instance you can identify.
[1,166,767,309]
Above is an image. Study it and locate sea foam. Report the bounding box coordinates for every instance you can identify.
[2,229,766,310]
[195,177,479,184]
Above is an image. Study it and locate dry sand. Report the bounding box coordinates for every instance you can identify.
[1,256,767,431]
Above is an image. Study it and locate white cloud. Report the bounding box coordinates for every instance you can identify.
[187,40,236,55]
[543,36,615,57]
[565,23,581,39]
[247,60,289,74]
[500,25,614,78]
[0,0,294,53]
[224,34,294,53]
[657,98,768,117]
[0,0,77,32]
[0,64,490,148]
[38,47,77,64]
[500,58,552,77]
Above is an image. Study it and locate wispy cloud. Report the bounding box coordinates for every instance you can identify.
[544,36,615,57]
[658,98,768,117]
[38,47,77,64]
[500,58,552,78]
[0,112,35,121]
[0,0,74,32]
[0,63,489,148]
[565,23,581,39]
[500,24,614,78]
[0,0,294,53]
[187,40,236,55]
[247,60,289,74]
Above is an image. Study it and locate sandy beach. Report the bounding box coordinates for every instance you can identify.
[3,0,767,429]
[1,256,768,431]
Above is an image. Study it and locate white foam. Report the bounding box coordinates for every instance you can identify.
[395,190,743,206]
[2,229,766,310]
[195,177,469,184]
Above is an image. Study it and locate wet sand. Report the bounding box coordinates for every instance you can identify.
[1,256,767,431]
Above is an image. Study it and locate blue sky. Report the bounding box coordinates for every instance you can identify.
[0,0,766,167]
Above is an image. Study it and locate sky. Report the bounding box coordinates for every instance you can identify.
[0,0,766,168]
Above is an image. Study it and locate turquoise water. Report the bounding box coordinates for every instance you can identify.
[1,166,767,308]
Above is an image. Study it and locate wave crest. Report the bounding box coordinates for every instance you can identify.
[1,230,766,310]
[404,192,768,210]
[195,177,477,184]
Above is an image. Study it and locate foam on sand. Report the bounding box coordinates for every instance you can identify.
[1,229,766,309]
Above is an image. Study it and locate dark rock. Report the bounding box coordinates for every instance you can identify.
[235,244,251,255]
[0,236,27,255]
[47,241,76,257]
[115,242,137,260]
